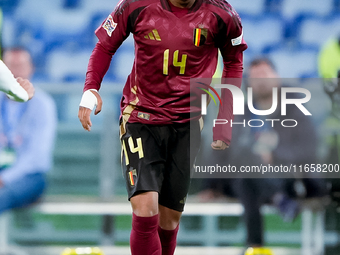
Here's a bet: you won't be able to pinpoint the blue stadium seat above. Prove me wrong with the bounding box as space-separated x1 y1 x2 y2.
298 14 340 50
2 14 17 48
15 0 94 49
79 0 118 14
44 11 93 48
0 0 20 13
45 47 92 82
228 0 266 16
336 0 340 11
281 0 333 20
44 44 134 84
108 37 135 83
265 45 319 78
15 0 64 20
241 15 285 54
264 0 283 14
62 0 81 9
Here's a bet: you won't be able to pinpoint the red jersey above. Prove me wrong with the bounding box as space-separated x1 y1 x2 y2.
84 0 247 144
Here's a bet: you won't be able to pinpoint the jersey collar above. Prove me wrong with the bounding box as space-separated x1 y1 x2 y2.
160 0 203 13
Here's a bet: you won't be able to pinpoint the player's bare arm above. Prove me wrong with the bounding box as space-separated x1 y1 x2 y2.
78 89 102 131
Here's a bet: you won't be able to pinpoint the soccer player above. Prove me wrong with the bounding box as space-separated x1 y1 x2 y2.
0 59 34 102
78 0 247 253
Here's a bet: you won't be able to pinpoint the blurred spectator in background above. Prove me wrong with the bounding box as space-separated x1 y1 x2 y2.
0 47 57 213
198 57 328 254
318 36 340 79
318 36 340 118
318 35 340 196
318 35 340 255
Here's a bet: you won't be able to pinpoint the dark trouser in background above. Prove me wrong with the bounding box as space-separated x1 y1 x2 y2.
0 173 46 213
233 178 286 246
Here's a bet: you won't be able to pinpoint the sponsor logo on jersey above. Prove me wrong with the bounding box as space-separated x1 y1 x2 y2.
137 112 150 120
103 15 117 37
128 169 137 186
193 27 207 47
144 29 161 41
231 30 243 46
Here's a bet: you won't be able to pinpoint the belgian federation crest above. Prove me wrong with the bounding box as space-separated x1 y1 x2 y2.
193 27 208 47
128 169 137 186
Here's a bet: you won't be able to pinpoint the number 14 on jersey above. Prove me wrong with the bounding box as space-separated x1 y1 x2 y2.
163 49 187 75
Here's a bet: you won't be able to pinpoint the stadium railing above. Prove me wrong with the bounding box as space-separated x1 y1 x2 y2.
0 198 328 255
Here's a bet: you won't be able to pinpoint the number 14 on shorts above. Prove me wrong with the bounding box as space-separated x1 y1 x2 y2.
122 136 144 166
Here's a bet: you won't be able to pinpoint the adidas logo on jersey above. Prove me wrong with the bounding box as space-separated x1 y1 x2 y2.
144 29 161 41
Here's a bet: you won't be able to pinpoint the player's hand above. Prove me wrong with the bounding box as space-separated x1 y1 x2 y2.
17 77 34 100
211 140 229 150
78 90 102 131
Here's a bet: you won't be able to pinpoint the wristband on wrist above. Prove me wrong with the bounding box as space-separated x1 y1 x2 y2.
79 89 98 110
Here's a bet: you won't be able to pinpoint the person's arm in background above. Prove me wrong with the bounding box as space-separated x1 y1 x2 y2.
0 60 34 102
0 91 57 186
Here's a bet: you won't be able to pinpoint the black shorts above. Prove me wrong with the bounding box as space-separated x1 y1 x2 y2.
120 121 201 212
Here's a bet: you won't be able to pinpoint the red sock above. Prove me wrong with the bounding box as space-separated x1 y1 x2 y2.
158 224 179 255
130 213 161 255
